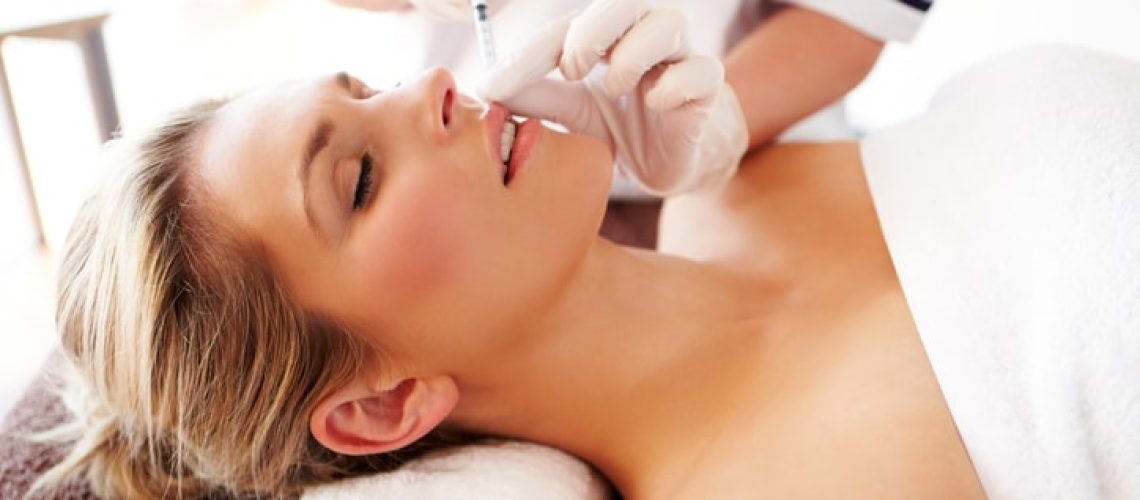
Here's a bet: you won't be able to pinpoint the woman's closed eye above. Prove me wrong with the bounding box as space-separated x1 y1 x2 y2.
352 152 375 211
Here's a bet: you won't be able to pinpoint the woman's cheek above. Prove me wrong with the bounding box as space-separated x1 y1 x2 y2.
353 182 470 311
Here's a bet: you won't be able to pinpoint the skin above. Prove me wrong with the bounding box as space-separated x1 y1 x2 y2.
199 68 612 376
196 70 986 498
329 0 413 12
726 6 885 149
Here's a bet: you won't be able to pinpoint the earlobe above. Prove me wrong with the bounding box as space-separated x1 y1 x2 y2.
310 375 459 456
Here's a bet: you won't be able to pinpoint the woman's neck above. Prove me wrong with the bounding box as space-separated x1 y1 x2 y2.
448 237 787 496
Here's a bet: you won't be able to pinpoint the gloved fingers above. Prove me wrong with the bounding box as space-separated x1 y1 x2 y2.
476 13 573 103
560 0 649 81
643 55 723 111
603 8 689 98
493 78 610 142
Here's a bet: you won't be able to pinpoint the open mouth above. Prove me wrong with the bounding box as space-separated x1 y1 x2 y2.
485 102 538 187
500 119 518 185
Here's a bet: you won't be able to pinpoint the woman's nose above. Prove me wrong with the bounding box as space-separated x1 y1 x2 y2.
403 67 457 143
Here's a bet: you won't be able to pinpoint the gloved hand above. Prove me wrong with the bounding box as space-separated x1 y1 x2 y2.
476 0 748 196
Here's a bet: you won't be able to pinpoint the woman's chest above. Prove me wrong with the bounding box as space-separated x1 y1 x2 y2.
652 290 984 499
650 144 984 498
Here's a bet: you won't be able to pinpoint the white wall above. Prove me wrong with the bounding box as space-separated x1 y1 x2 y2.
91 0 1140 137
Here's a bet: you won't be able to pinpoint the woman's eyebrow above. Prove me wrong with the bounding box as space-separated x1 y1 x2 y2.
296 73 354 241
299 119 333 238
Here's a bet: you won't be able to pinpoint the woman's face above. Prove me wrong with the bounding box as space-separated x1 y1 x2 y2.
196 68 612 370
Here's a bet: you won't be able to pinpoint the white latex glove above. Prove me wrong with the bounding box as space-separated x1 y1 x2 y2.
476 0 748 196
407 0 509 21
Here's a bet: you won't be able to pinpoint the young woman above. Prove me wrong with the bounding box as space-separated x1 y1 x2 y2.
37 15 1139 500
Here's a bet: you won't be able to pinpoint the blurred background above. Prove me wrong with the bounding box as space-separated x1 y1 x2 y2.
2 0 1139 415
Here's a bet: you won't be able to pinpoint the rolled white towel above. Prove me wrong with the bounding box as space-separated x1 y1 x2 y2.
302 440 610 500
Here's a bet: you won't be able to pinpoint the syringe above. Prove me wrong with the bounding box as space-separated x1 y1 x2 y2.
469 0 498 69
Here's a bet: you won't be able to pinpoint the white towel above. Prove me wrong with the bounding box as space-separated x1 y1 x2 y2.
302 441 610 500
861 45 1140 499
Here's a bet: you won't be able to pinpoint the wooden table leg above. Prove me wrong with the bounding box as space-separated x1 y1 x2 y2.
0 42 47 248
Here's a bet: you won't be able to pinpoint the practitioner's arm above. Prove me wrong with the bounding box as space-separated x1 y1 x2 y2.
328 0 412 11
328 0 508 20
726 6 884 150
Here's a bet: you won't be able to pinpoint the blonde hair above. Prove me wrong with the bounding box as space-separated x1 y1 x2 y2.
32 100 469 498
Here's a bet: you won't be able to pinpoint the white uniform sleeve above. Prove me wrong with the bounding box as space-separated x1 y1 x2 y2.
778 0 931 42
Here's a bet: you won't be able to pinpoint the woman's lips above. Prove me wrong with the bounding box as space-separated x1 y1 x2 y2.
483 102 510 177
483 102 540 188
506 118 541 186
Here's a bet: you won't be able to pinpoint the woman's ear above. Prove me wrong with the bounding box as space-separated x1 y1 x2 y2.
309 374 459 456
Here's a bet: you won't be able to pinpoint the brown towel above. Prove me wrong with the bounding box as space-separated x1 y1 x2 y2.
0 353 99 499
597 200 661 251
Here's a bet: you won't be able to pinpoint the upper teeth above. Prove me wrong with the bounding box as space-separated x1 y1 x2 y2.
500 120 517 165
